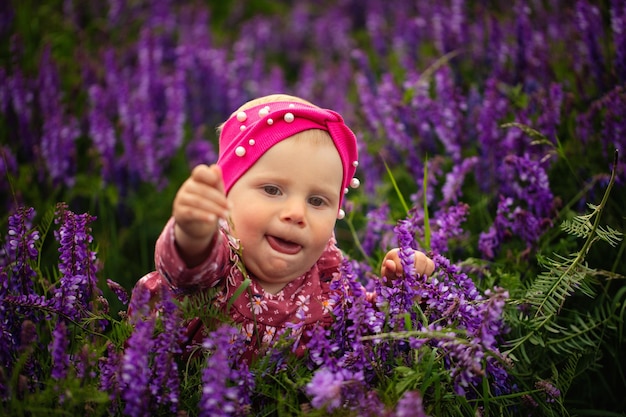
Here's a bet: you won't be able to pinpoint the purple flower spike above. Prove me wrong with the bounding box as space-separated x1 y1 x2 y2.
306 367 345 412
53 203 102 322
395 390 428 417
120 315 155 417
106 279 129 306
150 287 184 412
200 325 254 417
3 207 39 291
50 321 70 381
536 379 561 403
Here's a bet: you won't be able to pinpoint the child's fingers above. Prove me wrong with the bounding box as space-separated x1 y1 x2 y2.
175 192 228 223
413 251 435 276
177 165 230 219
191 164 225 192
381 258 400 281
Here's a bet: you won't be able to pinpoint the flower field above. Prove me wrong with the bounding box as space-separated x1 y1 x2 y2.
1 1 625 416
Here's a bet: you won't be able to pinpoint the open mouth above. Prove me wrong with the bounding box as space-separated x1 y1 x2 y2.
266 235 302 255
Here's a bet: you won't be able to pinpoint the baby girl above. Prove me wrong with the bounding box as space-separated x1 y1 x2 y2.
133 94 434 361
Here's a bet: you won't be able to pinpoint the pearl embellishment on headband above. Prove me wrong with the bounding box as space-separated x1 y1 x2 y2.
258 106 270 117
350 178 360 188
353 161 359 167
239 125 246 131
248 139 255 146
236 111 247 122
267 118 274 125
284 112 294 123
235 146 246 157
337 209 345 220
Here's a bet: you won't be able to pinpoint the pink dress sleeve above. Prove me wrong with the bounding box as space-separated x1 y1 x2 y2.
154 217 232 292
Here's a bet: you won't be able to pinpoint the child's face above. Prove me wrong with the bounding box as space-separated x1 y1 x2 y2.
227 134 343 294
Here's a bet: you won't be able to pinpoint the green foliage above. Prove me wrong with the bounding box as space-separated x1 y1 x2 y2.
502 153 625 414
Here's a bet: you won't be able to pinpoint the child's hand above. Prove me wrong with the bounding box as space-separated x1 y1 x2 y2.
172 164 230 263
381 248 435 282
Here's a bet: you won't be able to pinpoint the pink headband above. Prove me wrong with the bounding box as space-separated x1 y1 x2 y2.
217 101 359 212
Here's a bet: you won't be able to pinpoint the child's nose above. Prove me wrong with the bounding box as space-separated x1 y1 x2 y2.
281 198 306 225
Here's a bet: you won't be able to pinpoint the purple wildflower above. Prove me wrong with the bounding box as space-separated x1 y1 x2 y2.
106 279 129 305
2 207 39 290
478 225 500 260
395 390 428 417
73 344 97 380
306 367 347 412
378 219 422 332
3 50 38 158
477 153 554 259
535 83 564 145
611 0 626 83
200 325 254 417
305 260 377 411
87 83 117 183
384 251 511 395
50 321 70 381
37 46 79 187
329 260 381 362
149 287 184 413
429 203 470 255
185 126 218 170
98 342 121 401
284 306 307 353
522 393 539 409
430 66 467 163
127 280 151 324
52 203 102 322
305 363 367 413
513 158 539 199
19 320 37 350
441 157 478 204
120 312 155 417
156 64 186 166
361 203 394 256
395 219 417 278
536 379 561 403
575 0 607 92
576 85 626 184
0 207 41 371
474 76 511 192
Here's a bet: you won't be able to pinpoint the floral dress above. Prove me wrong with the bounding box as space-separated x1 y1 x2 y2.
134 218 344 363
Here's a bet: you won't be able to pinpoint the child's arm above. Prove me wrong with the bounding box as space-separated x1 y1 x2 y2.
380 248 435 281
172 164 230 267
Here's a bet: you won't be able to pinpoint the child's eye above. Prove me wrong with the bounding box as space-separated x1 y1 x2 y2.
308 196 326 207
263 185 281 196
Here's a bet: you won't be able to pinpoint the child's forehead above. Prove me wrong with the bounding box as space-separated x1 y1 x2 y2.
251 136 344 186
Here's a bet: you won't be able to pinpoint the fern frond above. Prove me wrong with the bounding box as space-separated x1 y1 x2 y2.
596 224 623 247
545 305 614 355
526 152 621 319
560 214 593 239
524 254 597 317
505 150 621 357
